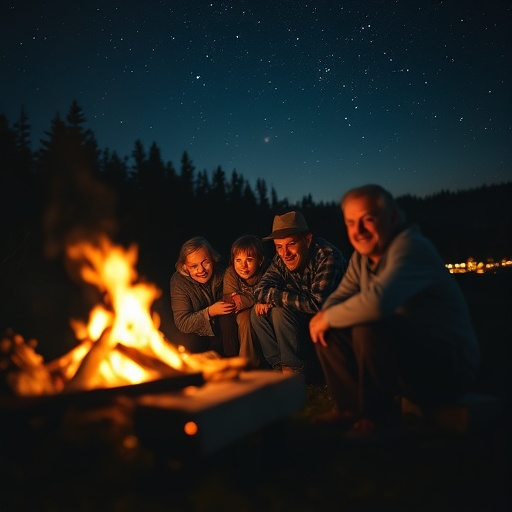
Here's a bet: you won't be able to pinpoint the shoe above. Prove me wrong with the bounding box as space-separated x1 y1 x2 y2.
342 417 403 443
282 365 304 374
312 408 357 428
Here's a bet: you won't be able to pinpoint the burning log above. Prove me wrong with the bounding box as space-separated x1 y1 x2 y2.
1 326 250 400
0 328 57 396
0 328 101 396
180 351 249 381
115 343 183 377
64 327 117 392
44 339 94 379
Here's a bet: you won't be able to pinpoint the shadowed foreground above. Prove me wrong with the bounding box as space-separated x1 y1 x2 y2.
1 273 511 512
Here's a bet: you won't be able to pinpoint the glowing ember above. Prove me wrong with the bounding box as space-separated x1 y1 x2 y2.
1 236 248 397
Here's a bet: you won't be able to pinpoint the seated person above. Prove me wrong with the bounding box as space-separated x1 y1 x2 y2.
223 234 269 366
309 184 481 434
251 211 346 376
170 236 238 354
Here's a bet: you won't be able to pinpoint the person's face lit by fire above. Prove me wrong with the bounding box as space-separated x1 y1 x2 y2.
233 250 262 280
183 247 214 284
273 233 312 272
343 195 398 265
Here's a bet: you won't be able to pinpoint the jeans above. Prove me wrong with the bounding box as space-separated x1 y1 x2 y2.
250 306 314 370
235 308 265 368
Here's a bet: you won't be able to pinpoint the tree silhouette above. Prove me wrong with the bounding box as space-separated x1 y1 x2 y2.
131 139 146 186
146 142 166 187
0 100 510 284
179 151 195 202
38 105 117 260
13 106 31 150
255 178 269 209
100 149 129 190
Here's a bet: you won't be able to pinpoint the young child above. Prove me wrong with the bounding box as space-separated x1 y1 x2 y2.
223 234 269 367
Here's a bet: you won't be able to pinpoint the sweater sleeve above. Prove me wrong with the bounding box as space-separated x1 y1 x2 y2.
170 273 215 336
323 229 444 328
322 253 361 309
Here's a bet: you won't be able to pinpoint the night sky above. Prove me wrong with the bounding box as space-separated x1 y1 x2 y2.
1 0 511 203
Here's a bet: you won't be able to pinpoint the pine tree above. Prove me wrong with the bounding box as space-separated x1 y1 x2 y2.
179 151 195 200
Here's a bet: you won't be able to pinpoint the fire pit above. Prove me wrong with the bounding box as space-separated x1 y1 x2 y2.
134 370 305 457
1 369 305 461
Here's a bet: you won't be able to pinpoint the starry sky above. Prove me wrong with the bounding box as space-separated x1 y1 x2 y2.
1 0 511 204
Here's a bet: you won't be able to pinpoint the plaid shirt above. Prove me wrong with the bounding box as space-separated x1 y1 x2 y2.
254 236 347 314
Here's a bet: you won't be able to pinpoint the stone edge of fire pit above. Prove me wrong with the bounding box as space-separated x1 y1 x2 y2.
0 371 206 413
133 369 306 456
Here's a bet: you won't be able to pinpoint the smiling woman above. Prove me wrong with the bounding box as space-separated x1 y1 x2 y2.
169 236 240 355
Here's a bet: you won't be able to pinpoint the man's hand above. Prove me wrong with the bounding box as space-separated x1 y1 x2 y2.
254 303 272 316
309 311 330 347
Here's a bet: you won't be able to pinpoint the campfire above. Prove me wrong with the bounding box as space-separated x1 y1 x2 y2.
1 237 306 458
1 236 248 399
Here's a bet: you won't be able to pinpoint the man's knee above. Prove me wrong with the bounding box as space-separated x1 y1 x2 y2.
324 326 352 346
250 307 264 327
314 341 329 358
351 324 390 353
314 328 349 362
268 306 286 322
349 324 402 381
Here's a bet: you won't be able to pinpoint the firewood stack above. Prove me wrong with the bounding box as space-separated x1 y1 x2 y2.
1 327 250 398
0 328 58 396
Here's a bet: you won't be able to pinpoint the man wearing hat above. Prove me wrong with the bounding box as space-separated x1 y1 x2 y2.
251 211 346 376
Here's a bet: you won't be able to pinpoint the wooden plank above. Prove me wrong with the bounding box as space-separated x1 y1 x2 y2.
134 370 305 455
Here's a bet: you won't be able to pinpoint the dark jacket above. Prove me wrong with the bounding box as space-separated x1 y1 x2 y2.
170 265 225 336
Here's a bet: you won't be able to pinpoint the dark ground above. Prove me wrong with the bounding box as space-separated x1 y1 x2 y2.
1 272 511 512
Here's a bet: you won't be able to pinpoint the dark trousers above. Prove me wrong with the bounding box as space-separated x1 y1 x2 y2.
218 313 241 357
167 313 239 356
250 306 319 371
315 321 474 421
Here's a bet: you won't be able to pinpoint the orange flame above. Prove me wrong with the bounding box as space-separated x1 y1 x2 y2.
65 236 186 387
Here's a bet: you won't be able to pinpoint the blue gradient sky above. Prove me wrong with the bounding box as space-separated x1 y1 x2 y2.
1 0 511 203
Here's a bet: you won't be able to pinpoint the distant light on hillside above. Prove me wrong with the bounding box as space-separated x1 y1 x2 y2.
446 258 512 274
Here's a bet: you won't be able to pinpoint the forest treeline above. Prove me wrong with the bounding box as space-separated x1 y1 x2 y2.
1 101 511 292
